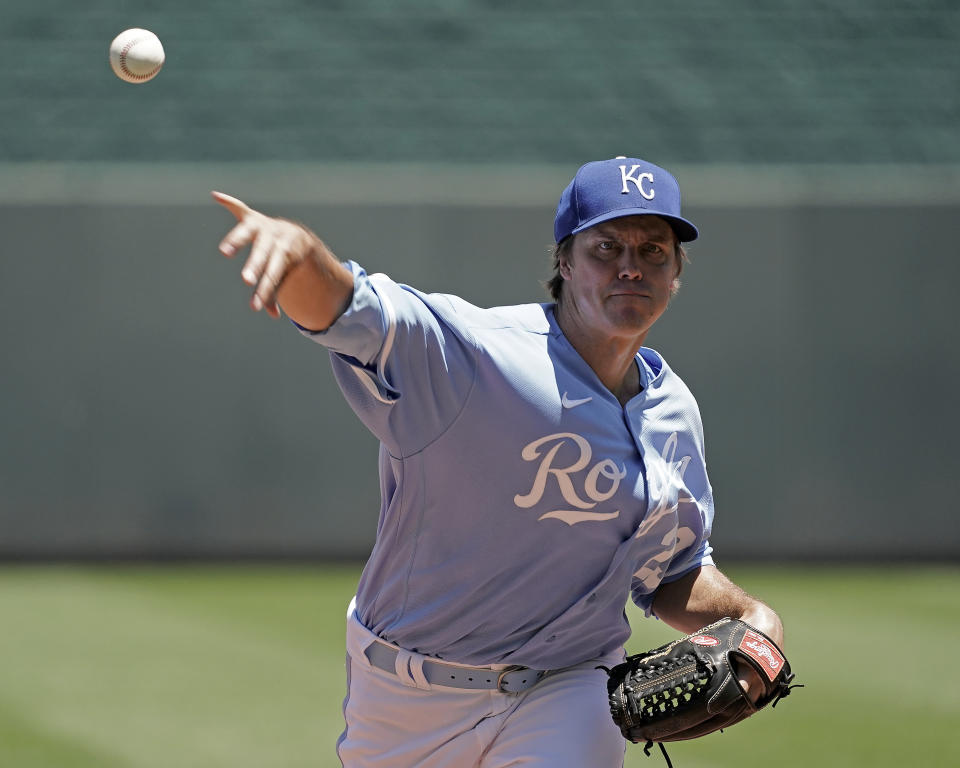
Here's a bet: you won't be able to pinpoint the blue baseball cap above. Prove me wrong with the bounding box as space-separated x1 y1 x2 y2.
554 156 698 244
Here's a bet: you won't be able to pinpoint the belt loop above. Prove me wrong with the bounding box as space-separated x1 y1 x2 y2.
394 649 416 687
393 649 432 690
408 654 432 691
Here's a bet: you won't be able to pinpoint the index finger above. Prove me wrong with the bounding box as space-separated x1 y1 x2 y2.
211 190 252 221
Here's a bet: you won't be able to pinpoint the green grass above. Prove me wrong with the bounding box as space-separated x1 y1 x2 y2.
0 564 956 767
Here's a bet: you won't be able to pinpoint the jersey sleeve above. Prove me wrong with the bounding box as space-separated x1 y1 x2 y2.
294 261 478 457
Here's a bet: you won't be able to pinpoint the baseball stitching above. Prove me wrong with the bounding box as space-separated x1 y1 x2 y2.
120 36 162 81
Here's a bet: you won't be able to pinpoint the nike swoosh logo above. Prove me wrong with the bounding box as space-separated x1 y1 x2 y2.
561 392 593 409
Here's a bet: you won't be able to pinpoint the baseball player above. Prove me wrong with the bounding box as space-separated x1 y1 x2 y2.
214 156 784 767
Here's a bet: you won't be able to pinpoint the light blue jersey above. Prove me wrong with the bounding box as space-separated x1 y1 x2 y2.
300 262 715 671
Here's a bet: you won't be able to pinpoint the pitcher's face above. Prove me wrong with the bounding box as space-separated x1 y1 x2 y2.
558 215 681 343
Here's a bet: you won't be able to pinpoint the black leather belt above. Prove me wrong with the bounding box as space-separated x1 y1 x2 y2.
364 639 547 694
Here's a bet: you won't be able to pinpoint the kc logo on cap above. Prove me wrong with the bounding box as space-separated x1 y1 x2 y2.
618 162 656 199
553 155 698 244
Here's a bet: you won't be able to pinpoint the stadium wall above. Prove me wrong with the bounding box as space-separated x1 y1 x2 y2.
1 163 957 560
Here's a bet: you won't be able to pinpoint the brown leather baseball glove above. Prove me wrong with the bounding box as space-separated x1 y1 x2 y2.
601 617 799 761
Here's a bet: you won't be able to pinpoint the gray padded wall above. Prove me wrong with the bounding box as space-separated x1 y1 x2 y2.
1 165 957 560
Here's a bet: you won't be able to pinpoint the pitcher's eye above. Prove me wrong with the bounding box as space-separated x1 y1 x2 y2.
644 243 667 263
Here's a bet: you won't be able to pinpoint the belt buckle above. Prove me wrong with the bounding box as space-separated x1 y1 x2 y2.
497 665 534 694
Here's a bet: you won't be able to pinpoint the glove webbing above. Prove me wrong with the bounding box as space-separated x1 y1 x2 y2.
621 653 714 723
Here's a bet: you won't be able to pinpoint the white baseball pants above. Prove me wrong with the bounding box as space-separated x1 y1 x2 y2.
337 602 626 767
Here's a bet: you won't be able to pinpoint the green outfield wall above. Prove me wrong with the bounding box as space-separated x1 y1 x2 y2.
1 164 957 560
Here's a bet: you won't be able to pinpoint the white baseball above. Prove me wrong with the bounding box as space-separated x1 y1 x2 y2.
109 28 165 84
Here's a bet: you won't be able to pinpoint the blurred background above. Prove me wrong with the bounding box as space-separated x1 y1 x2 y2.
1 1 958 766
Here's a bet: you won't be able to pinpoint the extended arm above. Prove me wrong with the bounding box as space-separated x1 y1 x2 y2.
213 191 354 331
